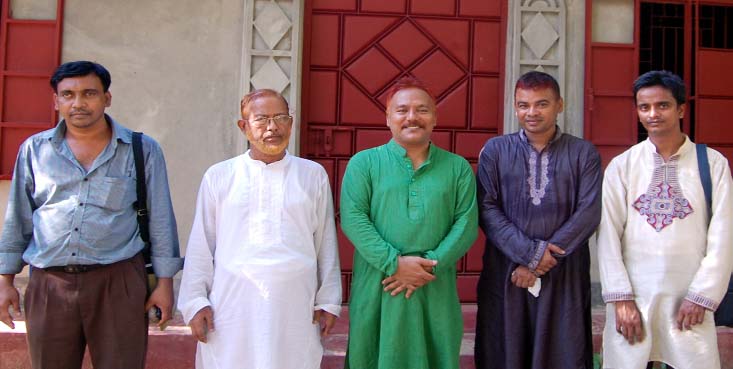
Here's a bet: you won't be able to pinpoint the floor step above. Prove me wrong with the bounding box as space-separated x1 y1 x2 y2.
2 305 732 369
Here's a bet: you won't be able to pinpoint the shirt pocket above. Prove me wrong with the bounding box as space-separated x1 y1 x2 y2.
87 176 137 211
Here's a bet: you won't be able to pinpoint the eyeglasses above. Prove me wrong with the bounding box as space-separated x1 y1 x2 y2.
249 115 292 128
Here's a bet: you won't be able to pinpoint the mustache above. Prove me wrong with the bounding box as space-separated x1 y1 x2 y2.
70 110 90 115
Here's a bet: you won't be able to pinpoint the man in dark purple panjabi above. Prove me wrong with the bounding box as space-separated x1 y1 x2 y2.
475 71 602 369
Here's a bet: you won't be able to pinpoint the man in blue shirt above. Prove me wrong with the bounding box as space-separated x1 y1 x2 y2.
0 61 182 369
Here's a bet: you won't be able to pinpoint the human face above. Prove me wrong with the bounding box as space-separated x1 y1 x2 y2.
514 87 563 139
635 85 685 138
237 96 292 161
386 88 436 149
53 74 111 130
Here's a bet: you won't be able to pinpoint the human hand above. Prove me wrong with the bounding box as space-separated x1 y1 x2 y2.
535 243 565 275
0 275 19 329
313 309 337 336
676 299 706 331
189 306 215 343
614 300 644 344
392 256 436 286
381 256 436 298
381 277 418 298
145 277 174 329
510 266 537 288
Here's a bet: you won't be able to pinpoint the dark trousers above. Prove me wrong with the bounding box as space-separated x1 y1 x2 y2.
25 254 148 369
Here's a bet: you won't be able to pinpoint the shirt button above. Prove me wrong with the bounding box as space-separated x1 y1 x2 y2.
72 253 76 256
79 203 84 206
410 191 417 196
83 178 89 182
74 228 79 232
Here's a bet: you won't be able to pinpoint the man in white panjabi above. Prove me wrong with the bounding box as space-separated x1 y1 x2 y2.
177 89 342 369
598 70 733 369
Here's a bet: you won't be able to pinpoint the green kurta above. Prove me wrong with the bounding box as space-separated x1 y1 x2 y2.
341 140 478 369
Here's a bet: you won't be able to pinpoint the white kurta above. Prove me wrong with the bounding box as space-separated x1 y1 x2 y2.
177 151 342 369
598 138 733 369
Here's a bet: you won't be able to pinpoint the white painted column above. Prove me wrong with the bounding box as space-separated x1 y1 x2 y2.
240 0 304 154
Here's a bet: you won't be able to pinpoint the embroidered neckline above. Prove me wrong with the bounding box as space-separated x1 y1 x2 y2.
632 154 693 231
527 150 550 206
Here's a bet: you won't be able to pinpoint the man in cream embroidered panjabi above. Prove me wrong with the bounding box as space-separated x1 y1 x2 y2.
598 70 733 369
474 71 601 369
177 89 341 369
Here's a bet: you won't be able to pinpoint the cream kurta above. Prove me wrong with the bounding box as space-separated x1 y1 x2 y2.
598 137 733 369
178 152 341 369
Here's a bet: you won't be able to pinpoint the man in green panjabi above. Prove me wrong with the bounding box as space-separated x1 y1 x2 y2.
340 76 478 369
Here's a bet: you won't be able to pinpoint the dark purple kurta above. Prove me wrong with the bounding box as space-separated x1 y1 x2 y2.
475 130 602 369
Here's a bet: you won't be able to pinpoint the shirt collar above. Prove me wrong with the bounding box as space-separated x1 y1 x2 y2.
518 125 563 144
386 139 436 161
243 149 291 168
50 114 131 144
643 135 693 158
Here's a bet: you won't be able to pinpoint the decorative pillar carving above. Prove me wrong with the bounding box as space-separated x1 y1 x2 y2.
241 0 303 153
505 0 567 133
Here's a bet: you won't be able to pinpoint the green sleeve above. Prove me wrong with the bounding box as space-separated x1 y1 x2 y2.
424 160 478 273
340 153 400 275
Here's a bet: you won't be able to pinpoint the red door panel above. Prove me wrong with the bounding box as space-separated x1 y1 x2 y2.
0 0 64 178
694 9 733 165
584 0 639 169
303 0 506 302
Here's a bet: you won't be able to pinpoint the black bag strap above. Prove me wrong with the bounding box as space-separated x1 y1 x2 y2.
696 143 712 220
132 132 152 270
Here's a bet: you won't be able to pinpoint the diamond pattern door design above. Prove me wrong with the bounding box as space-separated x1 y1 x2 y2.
302 0 506 303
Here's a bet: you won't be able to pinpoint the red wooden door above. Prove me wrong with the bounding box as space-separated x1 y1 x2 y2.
302 0 507 303
692 0 733 162
0 0 64 178
584 0 640 168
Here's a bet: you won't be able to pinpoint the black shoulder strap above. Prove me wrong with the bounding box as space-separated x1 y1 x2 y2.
132 132 152 268
696 143 713 220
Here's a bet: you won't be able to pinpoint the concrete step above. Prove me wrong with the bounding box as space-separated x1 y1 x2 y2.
2 305 732 369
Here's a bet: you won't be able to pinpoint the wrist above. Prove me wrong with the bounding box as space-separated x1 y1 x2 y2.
0 274 15 286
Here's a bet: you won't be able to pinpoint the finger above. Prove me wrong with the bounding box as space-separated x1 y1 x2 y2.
10 294 20 315
418 259 438 267
632 321 643 343
390 285 405 296
159 307 171 328
192 323 206 343
548 244 566 255
383 280 401 292
696 310 705 325
205 313 215 333
676 308 685 330
322 315 336 336
683 313 693 330
381 276 395 285
144 298 153 312
405 286 416 299
0 312 14 329
419 271 436 281
312 310 321 324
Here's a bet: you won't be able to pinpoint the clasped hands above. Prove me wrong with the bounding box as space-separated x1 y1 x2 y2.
381 256 437 299
511 243 565 288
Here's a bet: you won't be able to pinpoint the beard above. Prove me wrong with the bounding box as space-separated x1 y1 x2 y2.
246 129 289 156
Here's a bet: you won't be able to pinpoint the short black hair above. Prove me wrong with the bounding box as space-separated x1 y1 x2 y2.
50 61 111 92
515 71 561 100
633 70 686 105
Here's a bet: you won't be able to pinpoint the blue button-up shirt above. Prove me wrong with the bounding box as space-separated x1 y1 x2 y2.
0 116 182 277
